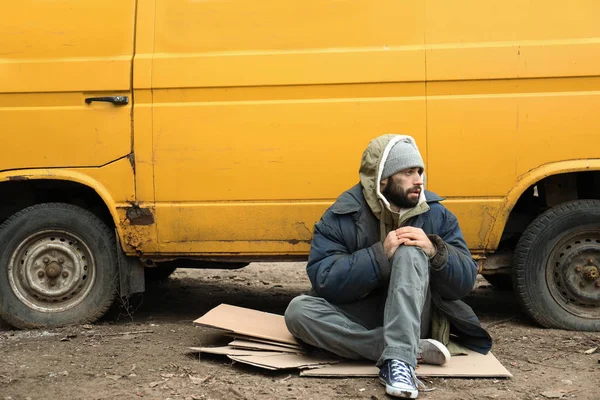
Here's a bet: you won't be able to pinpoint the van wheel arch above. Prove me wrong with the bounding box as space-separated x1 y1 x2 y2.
0 178 116 228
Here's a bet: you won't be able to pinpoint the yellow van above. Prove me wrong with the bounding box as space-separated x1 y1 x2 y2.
1 0 599 330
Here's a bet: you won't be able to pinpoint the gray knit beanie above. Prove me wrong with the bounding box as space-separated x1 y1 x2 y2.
381 138 424 179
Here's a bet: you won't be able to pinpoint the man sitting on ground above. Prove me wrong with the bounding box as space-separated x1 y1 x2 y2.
285 134 492 399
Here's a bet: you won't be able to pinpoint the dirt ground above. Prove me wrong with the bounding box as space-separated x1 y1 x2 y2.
1 263 599 400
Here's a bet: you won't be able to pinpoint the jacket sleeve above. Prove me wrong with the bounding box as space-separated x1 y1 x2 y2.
306 213 391 304
427 208 478 300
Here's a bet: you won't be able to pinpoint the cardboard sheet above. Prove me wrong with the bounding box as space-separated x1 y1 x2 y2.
300 350 512 378
191 345 334 370
228 353 338 371
193 304 512 379
228 339 302 354
194 304 299 345
190 346 284 357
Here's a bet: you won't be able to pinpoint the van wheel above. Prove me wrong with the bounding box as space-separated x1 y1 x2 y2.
513 200 600 331
0 203 117 328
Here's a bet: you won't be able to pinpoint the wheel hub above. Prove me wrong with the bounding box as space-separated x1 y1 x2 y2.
8 230 95 313
45 262 62 279
548 231 600 319
559 246 600 304
582 265 599 281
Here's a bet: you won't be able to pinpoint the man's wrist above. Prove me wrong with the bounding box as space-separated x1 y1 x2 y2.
428 244 437 259
427 234 449 270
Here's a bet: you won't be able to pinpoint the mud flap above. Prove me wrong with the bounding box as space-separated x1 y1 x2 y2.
115 231 145 297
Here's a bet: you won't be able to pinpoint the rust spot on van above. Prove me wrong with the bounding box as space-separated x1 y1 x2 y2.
126 204 155 226
127 153 135 173
121 229 147 251
287 239 312 245
8 176 28 181
116 207 155 253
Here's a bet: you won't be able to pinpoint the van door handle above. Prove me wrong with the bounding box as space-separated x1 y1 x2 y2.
84 96 129 105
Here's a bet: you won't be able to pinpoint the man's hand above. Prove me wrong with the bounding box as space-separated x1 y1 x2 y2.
395 227 436 258
383 230 403 259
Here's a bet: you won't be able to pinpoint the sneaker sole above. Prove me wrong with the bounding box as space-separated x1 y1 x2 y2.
379 377 419 399
419 339 451 365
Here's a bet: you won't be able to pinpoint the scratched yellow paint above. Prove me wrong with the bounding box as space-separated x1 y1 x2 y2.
1 0 600 258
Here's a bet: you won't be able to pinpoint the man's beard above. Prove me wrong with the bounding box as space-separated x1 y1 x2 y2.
382 180 421 209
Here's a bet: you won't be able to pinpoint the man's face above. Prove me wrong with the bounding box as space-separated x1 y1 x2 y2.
380 167 424 209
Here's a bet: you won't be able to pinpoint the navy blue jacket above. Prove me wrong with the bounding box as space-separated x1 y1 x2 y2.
306 184 492 354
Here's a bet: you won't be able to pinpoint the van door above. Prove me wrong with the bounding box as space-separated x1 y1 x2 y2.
151 0 426 256
0 1 135 171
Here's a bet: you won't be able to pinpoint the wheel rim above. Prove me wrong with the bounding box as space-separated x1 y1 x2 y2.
547 229 600 319
8 230 96 313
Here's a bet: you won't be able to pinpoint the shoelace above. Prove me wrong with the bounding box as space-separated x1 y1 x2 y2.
389 360 417 388
389 360 435 393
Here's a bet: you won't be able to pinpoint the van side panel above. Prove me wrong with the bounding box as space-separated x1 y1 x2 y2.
0 1 136 171
150 0 427 255
424 0 600 251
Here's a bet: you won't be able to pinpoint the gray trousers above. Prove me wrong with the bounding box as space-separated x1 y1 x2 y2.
284 245 430 368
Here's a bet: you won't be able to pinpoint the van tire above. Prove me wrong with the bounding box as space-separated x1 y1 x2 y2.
513 200 600 331
0 203 117 329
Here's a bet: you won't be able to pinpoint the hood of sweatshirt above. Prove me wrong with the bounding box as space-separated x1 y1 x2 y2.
358 134 429 240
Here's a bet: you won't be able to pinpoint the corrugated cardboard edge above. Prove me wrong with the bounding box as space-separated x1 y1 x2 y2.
300 351 512 378
189 346 286 357
228 340 303 354
225 334 303 350
300 362 378 377
228 353 339 371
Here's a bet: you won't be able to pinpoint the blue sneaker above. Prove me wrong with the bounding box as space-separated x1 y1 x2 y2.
379 359 419 398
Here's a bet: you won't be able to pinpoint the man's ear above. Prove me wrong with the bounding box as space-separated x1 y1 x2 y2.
380 177 388 193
